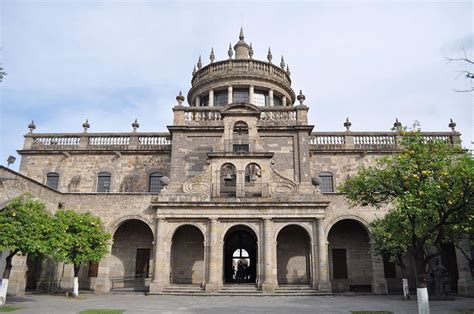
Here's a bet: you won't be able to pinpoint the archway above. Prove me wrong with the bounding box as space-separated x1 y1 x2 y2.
224 225 258 284
171 225 205 284
277 225 311 285
328 219 372 292
110 219 154 291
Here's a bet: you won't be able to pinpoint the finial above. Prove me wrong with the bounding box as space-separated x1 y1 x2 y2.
393 118 402 130
228 43 233 59
267 47 272 63
132 119 139 132
176 91 185 106
280 56 285 69
344 117 352 132
192 65 196 76
297 89 306 105
210 48 215 63
28 120 36 133
286 64 291 76
82 119 90 132
197 55 202 69
448 118 456 132
239 27 244 40
249 43 253 59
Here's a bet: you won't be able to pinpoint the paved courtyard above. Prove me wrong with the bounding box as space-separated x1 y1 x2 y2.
3 294 474 314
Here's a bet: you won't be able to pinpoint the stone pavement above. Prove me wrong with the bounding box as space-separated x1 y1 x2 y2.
4 294 474 314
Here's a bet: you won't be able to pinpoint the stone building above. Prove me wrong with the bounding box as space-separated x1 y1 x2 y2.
0 29 472 296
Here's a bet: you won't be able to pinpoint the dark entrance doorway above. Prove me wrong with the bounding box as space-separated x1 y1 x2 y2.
26 254 42 290
224 226 258 283
135 248 151 278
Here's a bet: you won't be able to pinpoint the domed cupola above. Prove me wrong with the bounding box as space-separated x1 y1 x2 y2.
187 29 296 108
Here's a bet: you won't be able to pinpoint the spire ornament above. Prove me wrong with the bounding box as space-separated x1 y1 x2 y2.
286 65 291 76
393 118 402 130
228 43 233 59
192 65 196 76
210 48 215 63
132 119 139 132
297 90 306 105
448 118 456 132
239 27 244 40
344 118 352 132
176 91 185 106
82 119 90 133
249 43 254 59
267 47 273 63
280 56 285 69
28 120 36 133
197 56 202 69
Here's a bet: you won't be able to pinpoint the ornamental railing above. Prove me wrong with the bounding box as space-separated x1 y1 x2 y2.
26 133 171 151
310 132 460 150
191 59 291 87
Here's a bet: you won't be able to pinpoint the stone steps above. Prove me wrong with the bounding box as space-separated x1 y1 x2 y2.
275 285 331 296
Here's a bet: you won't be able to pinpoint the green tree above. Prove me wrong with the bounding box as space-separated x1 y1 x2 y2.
341 130 474 291
50 210 110 296
0 194 53 305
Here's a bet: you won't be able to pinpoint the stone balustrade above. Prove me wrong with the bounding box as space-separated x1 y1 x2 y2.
310 132 461 151
191 59 291 88
24 132 171 151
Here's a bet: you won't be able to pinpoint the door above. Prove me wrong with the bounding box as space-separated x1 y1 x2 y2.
135 248 150 278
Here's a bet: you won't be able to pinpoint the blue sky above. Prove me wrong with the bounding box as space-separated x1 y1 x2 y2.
0 0 472 170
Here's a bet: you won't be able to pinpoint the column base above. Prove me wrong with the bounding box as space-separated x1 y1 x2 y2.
205 282 220 293
261 283 277 293
458 279 474 296
149 281 165 294
317 281 332 292
371 279 388 294
93 278 111 294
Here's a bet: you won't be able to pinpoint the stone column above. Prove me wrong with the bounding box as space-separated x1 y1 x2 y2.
227 86 233 104
456 239 474 296
206 218 221 292
370 241 388 294
282 96 287 106
94 253 111 294
249 85 254 105
317 219 331 291
269 89 274 106
262 218 276 292
236 170 245 198
195 96 201 107
149 218 168 293
209 89 214 107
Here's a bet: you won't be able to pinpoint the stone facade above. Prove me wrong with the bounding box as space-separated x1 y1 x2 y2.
1 29 472 296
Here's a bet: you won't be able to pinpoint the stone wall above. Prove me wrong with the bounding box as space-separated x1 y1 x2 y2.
277 225 310 284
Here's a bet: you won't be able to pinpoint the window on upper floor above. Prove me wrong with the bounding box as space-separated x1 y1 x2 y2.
149 172 164 193
214 90 228 106
319 171 334 193
46 172 59 190
254 90 268 106
233 89 249 103
201 95 209 107
273 95 283 106
97 172 111 193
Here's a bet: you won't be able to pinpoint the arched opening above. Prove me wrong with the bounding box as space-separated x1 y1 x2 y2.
328 219 372 292
245 163 262 197
109 219 154 291
277 225 311 285
224 225 258 284
220 163 236 197
171 225 205 284
233 121 249 153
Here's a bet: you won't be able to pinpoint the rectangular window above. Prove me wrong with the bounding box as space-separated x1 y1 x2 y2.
273 96 282 106
88 261 99 278
200 95 209 107
97 173 111 193
214 91 228 106
233 144 249 152
149 174 163 193
254 90 268 106
233 89 249 103
332 249 348 279
319 174 334 193
46 173 59 190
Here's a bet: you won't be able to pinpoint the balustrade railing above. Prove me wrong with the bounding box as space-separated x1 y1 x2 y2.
310 132 459 150
26 133 171 151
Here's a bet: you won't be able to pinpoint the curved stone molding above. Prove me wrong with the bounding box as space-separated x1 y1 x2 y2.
183 166 211 194
269 161 297 194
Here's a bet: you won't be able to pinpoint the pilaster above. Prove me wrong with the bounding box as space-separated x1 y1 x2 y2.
316 219 331 291
261 218 276 292
370 241 388 294
149 218 168 293
205 218 222 292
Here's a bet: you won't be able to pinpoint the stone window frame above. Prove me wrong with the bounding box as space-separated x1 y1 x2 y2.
214 89 228 106
148 172 164 193
96 170 112 193
45 172 60 190
318 171 334 193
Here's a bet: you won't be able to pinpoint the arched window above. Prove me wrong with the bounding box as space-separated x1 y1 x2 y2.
149 172 163 193
46 172 59 190
233 121 249 152
220 163 236 197
97 172 111 193
318 171 334 193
